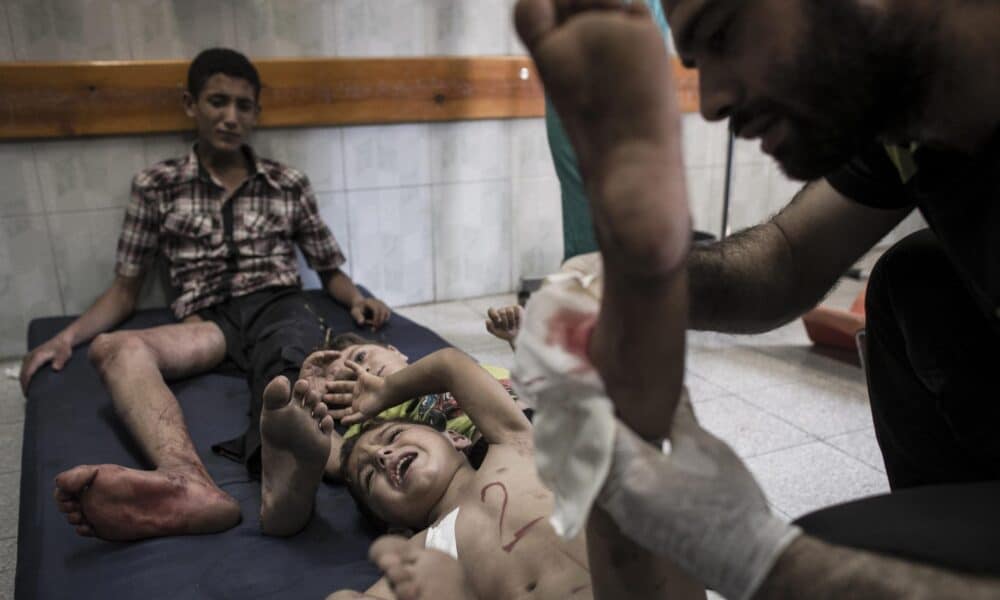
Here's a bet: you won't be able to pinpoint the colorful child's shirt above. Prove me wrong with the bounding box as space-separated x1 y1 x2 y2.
343 364 517 441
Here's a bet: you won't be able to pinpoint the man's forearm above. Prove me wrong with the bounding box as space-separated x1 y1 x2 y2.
61 276 140 346
687 222 805 333
322 269 365 307
758 536 1000 600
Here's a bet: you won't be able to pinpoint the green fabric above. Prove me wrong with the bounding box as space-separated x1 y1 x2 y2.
884 143 920 184
547 0 672 261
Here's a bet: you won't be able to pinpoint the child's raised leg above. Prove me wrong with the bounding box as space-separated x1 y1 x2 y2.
515 0 690 440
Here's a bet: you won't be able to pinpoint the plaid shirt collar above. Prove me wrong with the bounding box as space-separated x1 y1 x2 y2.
179 143 283 191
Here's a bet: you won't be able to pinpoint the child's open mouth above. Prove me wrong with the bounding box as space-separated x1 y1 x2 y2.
391 452 417 488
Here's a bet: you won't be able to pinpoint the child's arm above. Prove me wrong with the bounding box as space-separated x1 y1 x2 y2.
344 348 531 446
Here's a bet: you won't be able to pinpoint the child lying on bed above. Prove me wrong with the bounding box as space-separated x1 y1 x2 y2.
295 309 525 484
256 322 526 535
307 348 703 600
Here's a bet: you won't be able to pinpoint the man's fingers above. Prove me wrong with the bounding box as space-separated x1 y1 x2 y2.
350 305 366 325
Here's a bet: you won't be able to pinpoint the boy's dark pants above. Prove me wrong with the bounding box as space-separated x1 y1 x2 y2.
199 286 327 478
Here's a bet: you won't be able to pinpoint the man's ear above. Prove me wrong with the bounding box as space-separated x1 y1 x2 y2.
446 430 472 451
182 91 196 118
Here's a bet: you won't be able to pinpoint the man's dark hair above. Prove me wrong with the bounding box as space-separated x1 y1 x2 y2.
187 48 261 99
340 417 445 532
326 332 393 352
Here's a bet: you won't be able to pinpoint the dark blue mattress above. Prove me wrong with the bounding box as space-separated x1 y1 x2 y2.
16 290 450 599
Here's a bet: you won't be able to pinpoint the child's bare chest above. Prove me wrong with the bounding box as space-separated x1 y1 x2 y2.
452 458 592 599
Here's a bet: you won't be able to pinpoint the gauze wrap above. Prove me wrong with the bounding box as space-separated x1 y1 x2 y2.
511 254 611 539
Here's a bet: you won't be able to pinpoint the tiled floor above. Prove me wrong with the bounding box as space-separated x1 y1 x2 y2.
0 271 886 599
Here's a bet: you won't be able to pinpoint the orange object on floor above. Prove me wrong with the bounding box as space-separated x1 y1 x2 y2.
802 287 867 351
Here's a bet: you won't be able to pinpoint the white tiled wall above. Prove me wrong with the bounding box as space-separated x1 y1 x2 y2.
0 0 923 357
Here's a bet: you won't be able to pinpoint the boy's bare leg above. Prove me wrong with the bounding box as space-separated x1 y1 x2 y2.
515 0 689 439
260 376 333 536
587 506 705 600
54 322 241 541
368 535 475 600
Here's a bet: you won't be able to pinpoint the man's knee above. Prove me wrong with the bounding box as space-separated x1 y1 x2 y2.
866 229 939 317
88 332 153 376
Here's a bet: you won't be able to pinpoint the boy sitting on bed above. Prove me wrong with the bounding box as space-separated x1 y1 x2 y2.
36 47 390 541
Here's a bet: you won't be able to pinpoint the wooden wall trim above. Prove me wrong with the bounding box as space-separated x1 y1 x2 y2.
0 56 699 140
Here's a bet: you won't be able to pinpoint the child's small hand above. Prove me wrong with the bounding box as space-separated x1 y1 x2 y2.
486 305 524 349
341 359 389 426
323 379 357 420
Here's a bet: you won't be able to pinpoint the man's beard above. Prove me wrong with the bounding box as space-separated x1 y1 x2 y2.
743 0 932 180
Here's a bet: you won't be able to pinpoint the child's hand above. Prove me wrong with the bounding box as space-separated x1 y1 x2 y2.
486 305 523 349
299 350 341 395
340 359 389 426
323 379 357 420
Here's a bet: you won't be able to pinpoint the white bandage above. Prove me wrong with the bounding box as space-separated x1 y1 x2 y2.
512 257 613 539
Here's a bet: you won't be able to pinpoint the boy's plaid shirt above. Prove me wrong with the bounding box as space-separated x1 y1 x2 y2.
115 146 345 319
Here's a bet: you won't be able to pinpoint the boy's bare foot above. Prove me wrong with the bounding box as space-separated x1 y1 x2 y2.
486 305 524 349
514 0 689 276
370 535 474 600
54 462 240 541
260 375 333 536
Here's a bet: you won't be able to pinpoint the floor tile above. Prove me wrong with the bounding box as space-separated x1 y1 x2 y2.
740 379 873 439
0 472 19 539
0 424 22 474
395 301 489 349
747 442 889 520
0 536 13 600
693 395 813 459
0 361 25 425
825 428 886 474
684 372 729 403
461 293 519 318
686 346 817 394
754 345 866 394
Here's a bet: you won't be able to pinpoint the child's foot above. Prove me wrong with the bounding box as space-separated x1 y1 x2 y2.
369 535 474 600
486 305 524 349
515 0 689 277
54 463 241 541
260 376 333 536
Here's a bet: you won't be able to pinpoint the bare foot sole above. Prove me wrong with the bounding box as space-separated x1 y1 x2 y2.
260 375 333 536
370 535 474 600
515 0 689 275
54 463 241 541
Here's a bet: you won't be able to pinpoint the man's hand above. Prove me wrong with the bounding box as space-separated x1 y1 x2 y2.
340 360 391 425
20 334 73 394
350 297 391 331
598 394 800 600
